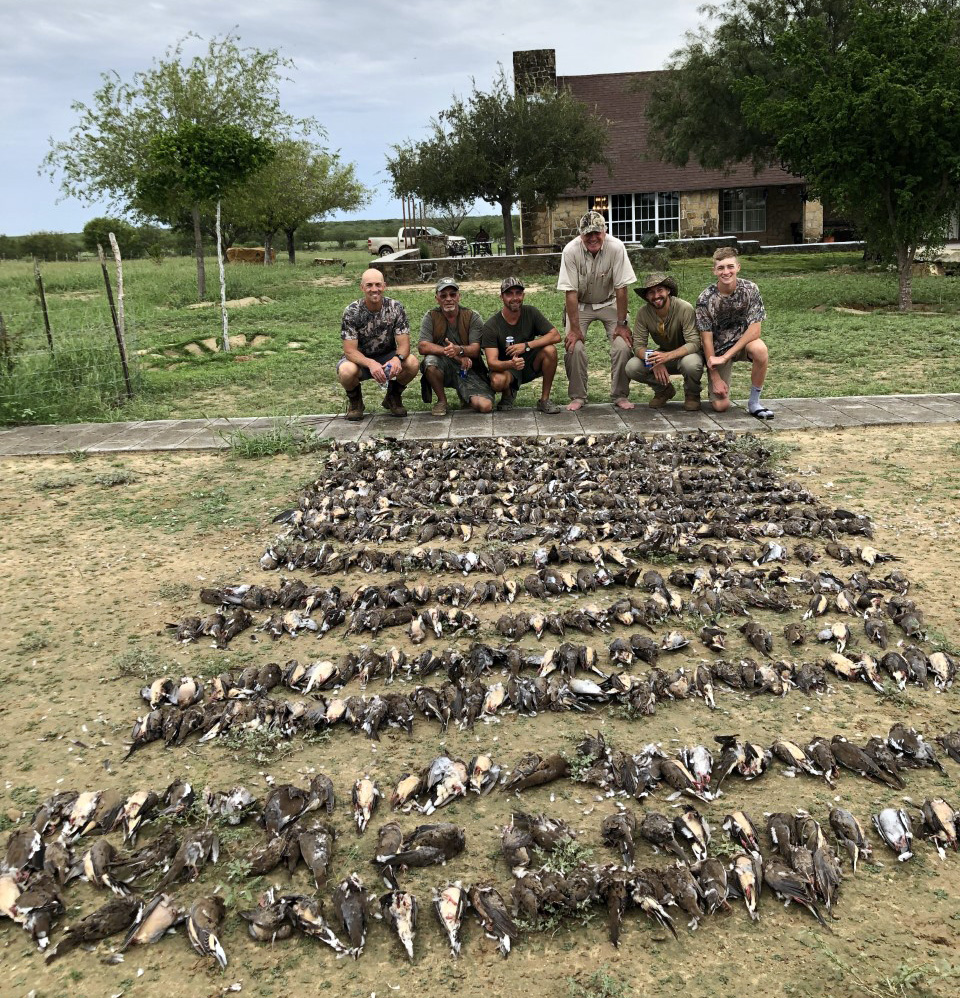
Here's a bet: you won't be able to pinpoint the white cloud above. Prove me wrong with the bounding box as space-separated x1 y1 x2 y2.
1 0 705 234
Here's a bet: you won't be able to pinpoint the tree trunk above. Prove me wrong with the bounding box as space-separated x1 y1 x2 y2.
500 200 515 255
896 245 914 311
285 227 296 264
263 231 274 266
192 205 206 301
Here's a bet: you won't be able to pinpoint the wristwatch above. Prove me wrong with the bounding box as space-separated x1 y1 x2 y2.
617 319 629 327
525 343 531 353
458 346 465 357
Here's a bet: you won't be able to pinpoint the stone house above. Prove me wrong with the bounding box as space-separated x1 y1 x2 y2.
514 49 824 250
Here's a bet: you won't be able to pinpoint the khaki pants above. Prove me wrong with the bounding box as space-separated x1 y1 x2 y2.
564 301 632 403
625 353 704 397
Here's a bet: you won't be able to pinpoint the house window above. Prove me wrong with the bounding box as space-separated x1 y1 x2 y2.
722 188 766 233
589 192 679 241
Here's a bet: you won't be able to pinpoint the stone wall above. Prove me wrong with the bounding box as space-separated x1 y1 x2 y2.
378 247 669 285
521 196 588 248
760 186 804 244
680 191 720 238
802 199 824 242
513 50 557 94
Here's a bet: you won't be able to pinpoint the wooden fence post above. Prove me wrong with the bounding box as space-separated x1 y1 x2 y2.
33 259 54 352
0 312 13 373
215 199 231 352
97 243 133 400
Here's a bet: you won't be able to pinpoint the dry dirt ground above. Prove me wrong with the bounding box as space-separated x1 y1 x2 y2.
1 424 959 998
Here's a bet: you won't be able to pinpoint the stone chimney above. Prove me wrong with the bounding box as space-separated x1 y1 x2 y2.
512 49 557 94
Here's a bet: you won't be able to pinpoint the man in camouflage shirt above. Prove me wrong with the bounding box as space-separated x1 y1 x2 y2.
337 268 420 419
695 247 773 420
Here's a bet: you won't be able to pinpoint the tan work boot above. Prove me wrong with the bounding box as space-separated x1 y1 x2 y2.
345 386 364 421
683 393 701 412
648 384 676 408
430 396 449 417
381 383 408 417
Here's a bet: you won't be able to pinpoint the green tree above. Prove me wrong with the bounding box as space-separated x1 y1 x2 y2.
224 139 368 264
136 122 275 286
18 232 82 261
387 68 611 254
647 0 960 309
43 33 308 299
82 216 144 257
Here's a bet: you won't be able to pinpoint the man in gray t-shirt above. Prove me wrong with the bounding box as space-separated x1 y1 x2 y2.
417 277 493 416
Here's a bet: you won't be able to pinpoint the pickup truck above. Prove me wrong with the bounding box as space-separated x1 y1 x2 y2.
367 226 468 257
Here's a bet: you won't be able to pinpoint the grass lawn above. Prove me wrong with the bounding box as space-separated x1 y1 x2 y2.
1 248 959 424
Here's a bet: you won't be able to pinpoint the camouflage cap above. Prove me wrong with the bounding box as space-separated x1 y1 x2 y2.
435 277 459 293
500 276 525 293
578 211 607 235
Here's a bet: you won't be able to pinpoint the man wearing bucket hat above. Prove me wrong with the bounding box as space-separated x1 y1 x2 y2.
417 277 494 416
625 273 704 410
481 277 562 413
556 210 637 411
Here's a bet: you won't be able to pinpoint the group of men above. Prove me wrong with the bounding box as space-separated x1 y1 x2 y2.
336 211 773 421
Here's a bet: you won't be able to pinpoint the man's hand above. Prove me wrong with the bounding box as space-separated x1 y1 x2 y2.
564 328 584 353
707 354 726 371
506 342 526 359
441 342 461 359
460 357 473 372
647 350 667 367
614 323 632 346
510 355 525 370
370 357 397 385
709 371 729 399
652 363 670 386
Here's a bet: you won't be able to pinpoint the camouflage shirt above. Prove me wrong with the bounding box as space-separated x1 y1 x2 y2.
340 296 410 357
695 279 765 356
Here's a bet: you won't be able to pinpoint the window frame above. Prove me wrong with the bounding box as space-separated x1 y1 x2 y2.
721 188 767 234
588 191 680 242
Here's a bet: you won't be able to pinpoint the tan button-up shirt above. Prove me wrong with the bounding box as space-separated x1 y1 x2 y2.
557 234 636 305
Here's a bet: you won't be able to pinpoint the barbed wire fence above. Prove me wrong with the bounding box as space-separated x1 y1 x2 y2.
0 253 141 425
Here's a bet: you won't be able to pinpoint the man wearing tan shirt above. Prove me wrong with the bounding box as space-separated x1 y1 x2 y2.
557 211 637 411
625 272 704 411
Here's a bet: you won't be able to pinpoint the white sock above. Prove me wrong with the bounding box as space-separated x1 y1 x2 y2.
748 386 763 412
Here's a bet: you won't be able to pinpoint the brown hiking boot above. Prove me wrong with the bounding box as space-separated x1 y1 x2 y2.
648 384 676 408
381 383 408 417
683 393 701 412
345 387 364 421
430 396 449 417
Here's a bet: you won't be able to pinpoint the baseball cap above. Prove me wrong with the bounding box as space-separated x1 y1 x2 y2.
500 276 525 293
578 211 607 235
435 277 459 293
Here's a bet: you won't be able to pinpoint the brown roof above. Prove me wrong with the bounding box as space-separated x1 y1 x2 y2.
557 70 800 195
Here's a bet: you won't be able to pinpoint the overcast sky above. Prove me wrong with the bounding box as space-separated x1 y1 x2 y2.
1 0 710 235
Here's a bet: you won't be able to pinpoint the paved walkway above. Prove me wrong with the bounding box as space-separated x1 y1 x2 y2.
1 394 958 456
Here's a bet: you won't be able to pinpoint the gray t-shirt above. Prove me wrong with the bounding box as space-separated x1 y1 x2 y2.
419 308 486 374
341 296 410 357
695 279 765 355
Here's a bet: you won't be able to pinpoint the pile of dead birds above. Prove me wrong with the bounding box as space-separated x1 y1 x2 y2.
3 739 959 966
10 431 959 969
125 636 955 755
